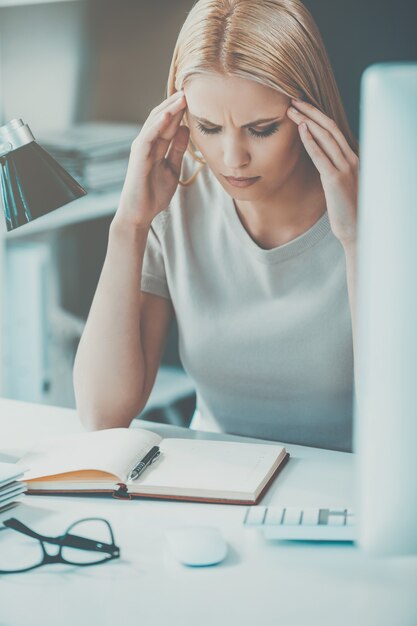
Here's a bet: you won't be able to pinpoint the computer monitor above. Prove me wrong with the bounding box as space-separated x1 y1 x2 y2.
354 62 417 556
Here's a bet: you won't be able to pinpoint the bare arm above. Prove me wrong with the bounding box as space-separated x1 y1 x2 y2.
343 241 357 354
73 88 189 430
73 219 172 430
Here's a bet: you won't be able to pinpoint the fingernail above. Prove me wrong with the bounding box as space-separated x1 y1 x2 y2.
289 106 299 114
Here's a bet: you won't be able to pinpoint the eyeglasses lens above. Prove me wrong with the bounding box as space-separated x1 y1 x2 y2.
61 519 114 565
0 526 44 572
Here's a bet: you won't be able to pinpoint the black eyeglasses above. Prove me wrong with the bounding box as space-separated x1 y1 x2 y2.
0 517 120 574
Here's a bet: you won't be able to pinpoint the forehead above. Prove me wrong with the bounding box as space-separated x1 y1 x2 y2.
184 73 289 119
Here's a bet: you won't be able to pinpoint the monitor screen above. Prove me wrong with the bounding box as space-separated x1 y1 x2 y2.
354 62 417 556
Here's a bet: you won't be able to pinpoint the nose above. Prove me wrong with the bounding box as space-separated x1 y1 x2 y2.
222 134 250 172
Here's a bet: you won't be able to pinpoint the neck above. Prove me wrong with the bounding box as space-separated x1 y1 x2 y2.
233 156 326 249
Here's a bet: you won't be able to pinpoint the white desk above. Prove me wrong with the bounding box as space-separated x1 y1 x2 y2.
0 398 416 626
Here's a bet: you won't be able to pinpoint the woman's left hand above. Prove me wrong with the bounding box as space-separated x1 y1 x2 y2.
287 99 359 247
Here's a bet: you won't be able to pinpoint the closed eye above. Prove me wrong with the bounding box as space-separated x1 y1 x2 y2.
196 122 280 138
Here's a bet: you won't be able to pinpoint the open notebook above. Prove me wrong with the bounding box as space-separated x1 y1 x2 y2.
17 428 289 505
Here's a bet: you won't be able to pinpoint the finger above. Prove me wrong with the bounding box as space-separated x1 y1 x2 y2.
288 107 346 170
298 123 334 178
151 95 186 136
151 107 187 161
138 110 174 159
140 93 184 136
165 126 190 177
291 99 355 162
163 105 186 137
140 100 186 159
146 91 185 125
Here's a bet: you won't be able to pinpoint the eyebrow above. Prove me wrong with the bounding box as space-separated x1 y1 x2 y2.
190 114 283 127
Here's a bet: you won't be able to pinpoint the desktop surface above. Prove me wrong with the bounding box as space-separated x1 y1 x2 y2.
0 397 416 626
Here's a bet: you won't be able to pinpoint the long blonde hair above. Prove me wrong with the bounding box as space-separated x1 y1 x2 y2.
167 0 358 186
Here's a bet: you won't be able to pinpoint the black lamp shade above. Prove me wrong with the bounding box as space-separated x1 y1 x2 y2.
0 140 87 231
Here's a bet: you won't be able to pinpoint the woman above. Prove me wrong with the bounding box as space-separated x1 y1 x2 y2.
73 0 359 451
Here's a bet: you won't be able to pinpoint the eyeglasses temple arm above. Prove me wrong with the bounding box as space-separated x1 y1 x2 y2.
4 518 116 554
4 518 52 542
63 532 117 554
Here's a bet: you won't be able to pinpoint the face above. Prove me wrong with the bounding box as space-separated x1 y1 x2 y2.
184 73 306 202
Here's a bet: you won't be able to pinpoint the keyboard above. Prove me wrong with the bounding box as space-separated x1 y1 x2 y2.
244 506 356 541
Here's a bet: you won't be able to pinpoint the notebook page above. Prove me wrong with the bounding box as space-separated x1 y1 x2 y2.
132 439 284 494
18 428 161 482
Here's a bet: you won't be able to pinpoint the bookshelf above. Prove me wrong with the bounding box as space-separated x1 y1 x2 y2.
0 0 196 419
0 187 120 405
6 188 122 240
0 0 89 401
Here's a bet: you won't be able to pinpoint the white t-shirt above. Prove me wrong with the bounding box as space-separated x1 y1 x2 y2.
141 156 354 451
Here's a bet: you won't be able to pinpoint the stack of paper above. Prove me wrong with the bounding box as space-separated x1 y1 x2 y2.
37 122 141 192
0 463 26 522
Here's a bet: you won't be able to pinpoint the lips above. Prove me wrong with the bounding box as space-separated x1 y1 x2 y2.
224 175 261 188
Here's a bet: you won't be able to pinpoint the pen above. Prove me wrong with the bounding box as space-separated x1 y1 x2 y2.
128 446 161 481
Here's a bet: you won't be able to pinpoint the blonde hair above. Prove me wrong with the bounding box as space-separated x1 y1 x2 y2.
167 0 358 186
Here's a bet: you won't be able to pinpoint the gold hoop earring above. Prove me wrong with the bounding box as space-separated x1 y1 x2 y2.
179 160 205 186
178 141 206 186
189 139 206 164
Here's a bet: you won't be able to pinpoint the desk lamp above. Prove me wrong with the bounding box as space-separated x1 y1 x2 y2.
0 118 86 231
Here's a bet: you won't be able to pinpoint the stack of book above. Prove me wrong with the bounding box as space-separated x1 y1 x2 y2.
0 463 26 522
38 122 141 192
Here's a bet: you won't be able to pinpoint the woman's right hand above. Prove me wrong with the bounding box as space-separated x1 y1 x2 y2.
115 90 189 228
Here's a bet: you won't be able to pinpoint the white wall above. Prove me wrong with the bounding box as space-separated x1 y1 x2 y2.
0 0 87 132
